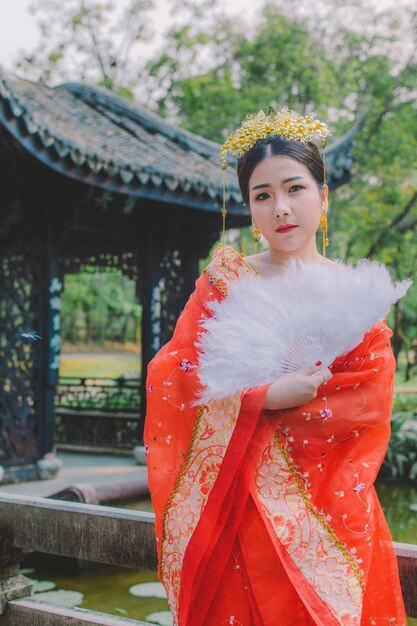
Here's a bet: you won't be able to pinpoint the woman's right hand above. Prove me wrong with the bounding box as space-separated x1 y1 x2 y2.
263 362 333 411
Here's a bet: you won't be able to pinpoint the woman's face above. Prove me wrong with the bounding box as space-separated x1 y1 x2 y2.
248 155 328 260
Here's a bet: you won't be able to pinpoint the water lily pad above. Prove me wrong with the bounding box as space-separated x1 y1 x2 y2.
145 611 173 626
34 589 84 607
129 582 166 598
31 579 56 593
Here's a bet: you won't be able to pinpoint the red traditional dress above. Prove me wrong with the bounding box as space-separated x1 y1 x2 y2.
145 245 407 626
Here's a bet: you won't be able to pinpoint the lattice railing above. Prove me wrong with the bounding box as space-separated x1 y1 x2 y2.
54 377 141 450
56 377 140 412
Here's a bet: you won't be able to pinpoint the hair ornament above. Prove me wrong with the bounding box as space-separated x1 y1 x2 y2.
220 106 331 169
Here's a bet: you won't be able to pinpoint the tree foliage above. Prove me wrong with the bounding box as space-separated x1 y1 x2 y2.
61 270 141 345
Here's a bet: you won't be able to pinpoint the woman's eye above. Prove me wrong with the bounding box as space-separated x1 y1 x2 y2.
255 192 270 201
289 184 304 193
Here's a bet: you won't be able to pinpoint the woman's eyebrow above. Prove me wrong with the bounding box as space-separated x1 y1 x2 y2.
282 176 304 184
250 176 304 191
250 183 270 191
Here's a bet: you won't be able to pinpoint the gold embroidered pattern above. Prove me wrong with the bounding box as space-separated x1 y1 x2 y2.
159 404 205 573
203 269 228 296
274 434 365 592
254 433 364 624
211 245 256 282
160 394 242 623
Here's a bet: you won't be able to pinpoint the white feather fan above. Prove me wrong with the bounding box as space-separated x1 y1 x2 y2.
195 259 411 403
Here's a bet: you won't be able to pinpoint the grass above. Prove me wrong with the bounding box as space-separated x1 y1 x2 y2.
60 354 140 379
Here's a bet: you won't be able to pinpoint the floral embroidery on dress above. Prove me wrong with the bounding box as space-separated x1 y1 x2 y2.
314 556 347 595
160 393 242 624
199 461 222 495
206 246 255 286
369 619 405 625
179 358 197 372
253 434 363 624
256 461 287 499
271 515 296 547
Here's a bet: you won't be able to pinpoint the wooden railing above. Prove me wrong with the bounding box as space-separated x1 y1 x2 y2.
0 493 416 624
56 377 141 414
55 377 141 451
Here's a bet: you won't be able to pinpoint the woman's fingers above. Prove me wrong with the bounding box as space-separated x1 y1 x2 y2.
302 363 333 385
312 367 333 386
322 368 333 383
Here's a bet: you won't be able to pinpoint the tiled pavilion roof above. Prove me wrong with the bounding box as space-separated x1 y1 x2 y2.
0 69 359 214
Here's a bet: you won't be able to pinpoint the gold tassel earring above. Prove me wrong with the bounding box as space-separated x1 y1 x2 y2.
252 224 261 256
320 137 329 257
319 211 329 257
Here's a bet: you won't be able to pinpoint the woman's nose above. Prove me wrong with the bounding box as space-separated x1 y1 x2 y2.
274 197 290 217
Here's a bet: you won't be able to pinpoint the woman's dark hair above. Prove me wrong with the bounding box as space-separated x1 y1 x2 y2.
237 136 324 207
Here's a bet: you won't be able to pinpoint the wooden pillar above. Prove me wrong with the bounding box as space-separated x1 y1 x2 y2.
37 224 63 459
138 220 163 440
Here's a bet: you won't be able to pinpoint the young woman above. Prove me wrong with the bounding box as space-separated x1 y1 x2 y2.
145 108 410 626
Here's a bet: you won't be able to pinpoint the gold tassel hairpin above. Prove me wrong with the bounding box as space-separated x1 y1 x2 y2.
221 162 227 265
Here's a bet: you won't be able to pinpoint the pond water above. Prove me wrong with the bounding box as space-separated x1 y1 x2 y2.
22 563 170 624
375 480 417 544
23 479 417 625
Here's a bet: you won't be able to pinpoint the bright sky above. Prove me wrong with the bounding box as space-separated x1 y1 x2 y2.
0 0 412 74
0 0 253 71
1 0 39 69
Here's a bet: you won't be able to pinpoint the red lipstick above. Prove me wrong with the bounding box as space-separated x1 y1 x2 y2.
275 224 298 233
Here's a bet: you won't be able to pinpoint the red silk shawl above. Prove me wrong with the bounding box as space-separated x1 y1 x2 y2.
144 246 406 626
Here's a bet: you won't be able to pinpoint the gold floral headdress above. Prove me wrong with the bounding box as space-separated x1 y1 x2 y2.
220 106 331 169
219 106 332 259
220 106 331 168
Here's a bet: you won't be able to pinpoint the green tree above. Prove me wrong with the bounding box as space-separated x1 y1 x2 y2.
61 270 141 346
147 4 340 141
